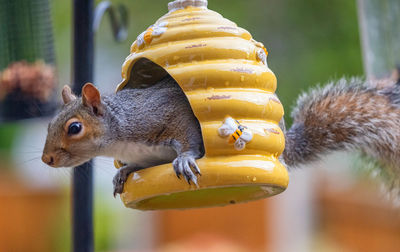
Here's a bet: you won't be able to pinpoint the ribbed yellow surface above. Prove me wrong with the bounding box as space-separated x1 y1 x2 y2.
115 5 288 210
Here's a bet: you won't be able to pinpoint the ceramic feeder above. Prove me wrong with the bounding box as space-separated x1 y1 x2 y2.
115 0 288 210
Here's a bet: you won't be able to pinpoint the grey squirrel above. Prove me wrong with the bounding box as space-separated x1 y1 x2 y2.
42 73 400 196
42 76 204 195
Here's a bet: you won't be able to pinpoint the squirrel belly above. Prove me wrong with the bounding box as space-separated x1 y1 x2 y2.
103 141 177 168
282 77 400 189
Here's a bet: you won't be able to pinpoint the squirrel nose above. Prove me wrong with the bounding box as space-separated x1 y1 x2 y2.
42 153 55 166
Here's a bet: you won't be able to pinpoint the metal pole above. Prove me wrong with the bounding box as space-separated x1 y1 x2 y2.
72 0 94 251
357 0 400 79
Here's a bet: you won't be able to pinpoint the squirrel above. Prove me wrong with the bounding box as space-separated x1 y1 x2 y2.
42 75 204 195
42 72 400 196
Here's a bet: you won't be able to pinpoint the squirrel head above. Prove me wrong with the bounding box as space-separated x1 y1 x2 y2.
42 83 106 167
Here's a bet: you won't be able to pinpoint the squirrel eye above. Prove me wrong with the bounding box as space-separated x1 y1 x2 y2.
68 122 82 135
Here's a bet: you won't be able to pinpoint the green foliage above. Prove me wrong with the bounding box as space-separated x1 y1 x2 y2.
0 123 19 161
49 186 116 252
50 191 71 252
257 0 363 124
94 196 114 251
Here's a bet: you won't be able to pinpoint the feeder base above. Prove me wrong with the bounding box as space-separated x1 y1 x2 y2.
118 155 288 210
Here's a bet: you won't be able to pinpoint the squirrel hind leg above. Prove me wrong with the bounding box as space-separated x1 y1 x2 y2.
113 165 143 196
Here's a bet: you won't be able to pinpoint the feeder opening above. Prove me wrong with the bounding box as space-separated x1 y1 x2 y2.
121 57 206 159
125 58 169 89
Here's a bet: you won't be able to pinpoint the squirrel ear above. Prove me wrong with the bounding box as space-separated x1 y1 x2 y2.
82 83 103 116
62 85 77 104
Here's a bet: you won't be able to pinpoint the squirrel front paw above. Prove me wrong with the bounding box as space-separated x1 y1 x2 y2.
172 154 201 186
113 165 141 197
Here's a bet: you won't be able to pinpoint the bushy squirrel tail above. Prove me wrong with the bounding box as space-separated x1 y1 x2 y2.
282 71 400 191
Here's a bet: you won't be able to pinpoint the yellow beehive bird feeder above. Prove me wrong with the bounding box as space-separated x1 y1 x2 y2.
115 0 288 210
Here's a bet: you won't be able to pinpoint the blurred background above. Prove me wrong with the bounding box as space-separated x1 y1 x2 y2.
0 0 399 251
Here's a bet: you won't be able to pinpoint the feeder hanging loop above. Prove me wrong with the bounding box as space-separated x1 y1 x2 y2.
93 1 128 42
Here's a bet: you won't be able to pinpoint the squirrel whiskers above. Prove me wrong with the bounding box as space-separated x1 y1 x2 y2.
284 76 400 192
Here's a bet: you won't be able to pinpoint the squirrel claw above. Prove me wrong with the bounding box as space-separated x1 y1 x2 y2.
189 159 201 176
173 155 200 187
112 177 125 197
112 165 138 197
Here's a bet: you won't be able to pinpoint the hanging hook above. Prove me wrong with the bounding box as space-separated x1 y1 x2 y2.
93 1 128 42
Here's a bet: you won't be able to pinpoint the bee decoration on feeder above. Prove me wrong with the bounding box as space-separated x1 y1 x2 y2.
218 117 253 151
137 22 168 48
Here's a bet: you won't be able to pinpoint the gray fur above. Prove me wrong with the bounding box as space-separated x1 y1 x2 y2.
283 77 400 192
100 76 204 154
